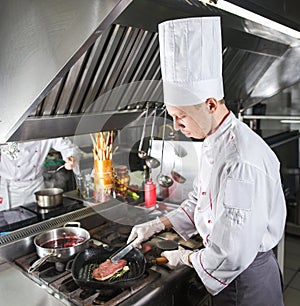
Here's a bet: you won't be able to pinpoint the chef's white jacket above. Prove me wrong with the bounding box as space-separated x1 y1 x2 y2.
0 138 81 210
167 112 286 295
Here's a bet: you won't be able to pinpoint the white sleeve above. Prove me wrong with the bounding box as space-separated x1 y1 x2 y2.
51 137 82 161
166 178 198 240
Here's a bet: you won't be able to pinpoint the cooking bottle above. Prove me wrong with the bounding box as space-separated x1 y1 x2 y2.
144 177 156 208
141 165 148 199
115 165 130 196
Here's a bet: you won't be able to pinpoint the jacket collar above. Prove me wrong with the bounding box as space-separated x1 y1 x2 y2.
204 111 233 146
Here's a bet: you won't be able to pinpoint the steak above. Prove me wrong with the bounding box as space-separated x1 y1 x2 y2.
92 259 127 281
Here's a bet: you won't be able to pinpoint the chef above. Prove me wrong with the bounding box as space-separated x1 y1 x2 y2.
127 17 286 305
0 137 81 211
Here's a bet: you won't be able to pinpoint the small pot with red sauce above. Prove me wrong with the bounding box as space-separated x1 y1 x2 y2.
28 222 90 273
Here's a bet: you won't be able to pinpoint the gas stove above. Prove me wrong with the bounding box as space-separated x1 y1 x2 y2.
13 216 210 306
15 247 161 306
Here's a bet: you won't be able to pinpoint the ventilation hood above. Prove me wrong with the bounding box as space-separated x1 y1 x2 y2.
2 0 300 143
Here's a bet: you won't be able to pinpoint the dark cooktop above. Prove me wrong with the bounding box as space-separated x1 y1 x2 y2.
0 198 84 234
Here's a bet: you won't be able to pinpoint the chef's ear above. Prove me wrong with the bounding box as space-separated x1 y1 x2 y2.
205 98 218 113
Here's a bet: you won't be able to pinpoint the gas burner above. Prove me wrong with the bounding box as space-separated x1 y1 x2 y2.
58 277 79 294
39 265 70 284
91 223 132 248
55 261 67 272
117 225 131 235
92 288 124 304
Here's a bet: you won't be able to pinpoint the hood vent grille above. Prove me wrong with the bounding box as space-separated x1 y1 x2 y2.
33 24 162 117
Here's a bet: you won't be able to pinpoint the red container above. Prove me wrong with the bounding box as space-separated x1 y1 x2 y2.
144 178 156 208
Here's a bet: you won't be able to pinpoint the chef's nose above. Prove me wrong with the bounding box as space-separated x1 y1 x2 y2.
173 120 181 131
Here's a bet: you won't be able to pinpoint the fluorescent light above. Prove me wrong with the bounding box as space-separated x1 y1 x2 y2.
280 120 300 124
200 0 300 39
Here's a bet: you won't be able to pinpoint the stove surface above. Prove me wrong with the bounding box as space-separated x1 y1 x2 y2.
0 198 84 234
22 197 84 221
0 206 38 232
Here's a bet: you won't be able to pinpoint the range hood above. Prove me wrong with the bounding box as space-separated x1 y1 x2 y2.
2 0 300 143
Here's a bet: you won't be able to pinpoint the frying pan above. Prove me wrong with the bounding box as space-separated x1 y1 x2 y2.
71 245 146 290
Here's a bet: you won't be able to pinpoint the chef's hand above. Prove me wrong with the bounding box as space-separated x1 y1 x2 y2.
64 156 77 170
127 217 165 248
161 249 193 270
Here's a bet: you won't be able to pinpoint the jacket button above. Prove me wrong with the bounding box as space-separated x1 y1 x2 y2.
208 219 212 223
202 191 206 195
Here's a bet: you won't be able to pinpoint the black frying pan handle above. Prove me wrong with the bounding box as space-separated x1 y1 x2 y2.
149 256 168 265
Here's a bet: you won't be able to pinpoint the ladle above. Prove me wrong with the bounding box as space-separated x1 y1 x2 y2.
47 164 65 174
138 103 149 159
172 143 188 158
169 133 188 158
171 159 186 184
157 110 174 188
146 107 160 169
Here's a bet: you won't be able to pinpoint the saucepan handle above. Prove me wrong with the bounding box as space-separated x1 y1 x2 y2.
64 221 81 228
28 252 55 273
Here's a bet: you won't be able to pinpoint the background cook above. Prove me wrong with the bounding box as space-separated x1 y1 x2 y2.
0 137 82 211
127 16 286 305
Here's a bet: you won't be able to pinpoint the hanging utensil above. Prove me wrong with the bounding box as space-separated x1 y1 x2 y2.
146 107 160 169
171 169 186 183
158 109 173 188
138 103 149 159
168 133 188 158
170 158 186 184
171 168 186 184
172 143 188 158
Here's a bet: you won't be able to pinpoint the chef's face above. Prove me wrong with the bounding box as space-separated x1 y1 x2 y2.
166 101 216 139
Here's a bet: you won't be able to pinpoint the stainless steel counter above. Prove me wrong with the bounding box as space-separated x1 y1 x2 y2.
0 262 68 306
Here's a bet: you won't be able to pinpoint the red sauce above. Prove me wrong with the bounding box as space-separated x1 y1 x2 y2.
41 236 85 249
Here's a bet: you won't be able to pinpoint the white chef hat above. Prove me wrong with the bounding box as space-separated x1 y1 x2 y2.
158 16 224 106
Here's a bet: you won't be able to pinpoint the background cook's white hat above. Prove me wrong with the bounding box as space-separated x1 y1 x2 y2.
158 16 224 106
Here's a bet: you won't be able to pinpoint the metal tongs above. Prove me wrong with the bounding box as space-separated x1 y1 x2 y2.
109 242 134 263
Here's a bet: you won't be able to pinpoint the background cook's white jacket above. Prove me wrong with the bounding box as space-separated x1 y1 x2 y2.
167 112 287 295
0 138 81 210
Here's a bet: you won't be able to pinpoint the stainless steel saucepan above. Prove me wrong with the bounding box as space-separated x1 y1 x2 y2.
28 222 90 273
34 187 64 208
